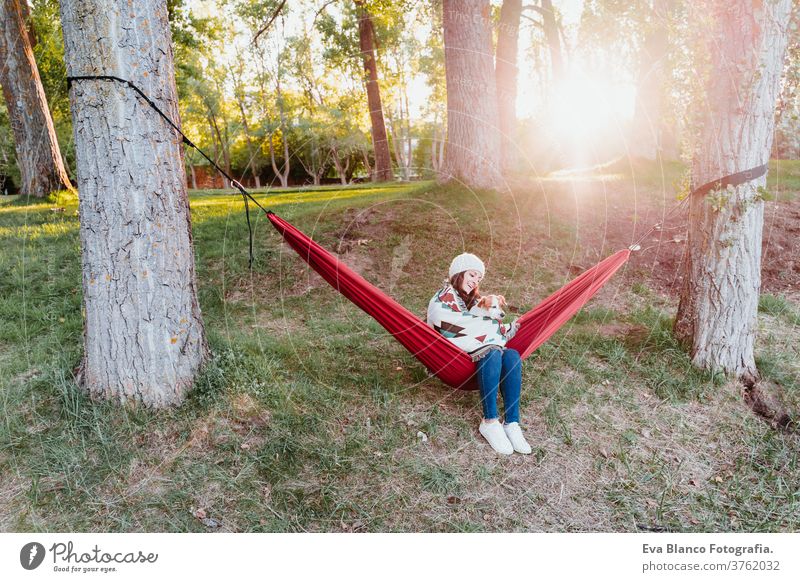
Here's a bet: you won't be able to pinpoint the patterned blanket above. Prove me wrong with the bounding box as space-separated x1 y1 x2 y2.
426 283 512 360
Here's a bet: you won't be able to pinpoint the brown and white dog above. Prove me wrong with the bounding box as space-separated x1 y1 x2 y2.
469 294 520 340
469 294 507 321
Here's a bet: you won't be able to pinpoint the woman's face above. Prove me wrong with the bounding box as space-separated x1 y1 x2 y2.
460 269 483 294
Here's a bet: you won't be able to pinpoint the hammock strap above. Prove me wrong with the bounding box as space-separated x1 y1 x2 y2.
66 74 267 267
630 163 769 249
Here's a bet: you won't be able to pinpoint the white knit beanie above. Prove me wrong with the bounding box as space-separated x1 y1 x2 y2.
448 253 485 278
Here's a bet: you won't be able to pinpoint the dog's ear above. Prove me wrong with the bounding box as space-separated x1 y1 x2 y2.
477 296 489 308
498 295 506 307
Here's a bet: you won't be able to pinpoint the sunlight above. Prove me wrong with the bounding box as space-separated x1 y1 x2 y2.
543 71 636 144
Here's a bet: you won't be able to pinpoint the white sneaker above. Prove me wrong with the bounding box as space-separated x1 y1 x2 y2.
503 422 532 454
479 420 513 455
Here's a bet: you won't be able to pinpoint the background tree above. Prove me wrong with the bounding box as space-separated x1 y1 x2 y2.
674 0 793 379
440 0 502 190
354 0 393 181
628 0 676 160
0 0 73 197
60 0 209 406
495 0 522 172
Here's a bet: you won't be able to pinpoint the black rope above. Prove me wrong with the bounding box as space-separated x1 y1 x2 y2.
66 74 270 268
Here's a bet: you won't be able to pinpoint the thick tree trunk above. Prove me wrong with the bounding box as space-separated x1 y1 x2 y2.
674 0 792 379
0 0 73 197
60 0 209 407
441 0 502 190
629 0 672 160
495 0 522 173
355 0 392 182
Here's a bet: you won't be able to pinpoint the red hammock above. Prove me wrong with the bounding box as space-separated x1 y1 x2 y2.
268 212 629 390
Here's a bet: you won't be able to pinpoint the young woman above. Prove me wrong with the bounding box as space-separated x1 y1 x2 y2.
426 253 532 455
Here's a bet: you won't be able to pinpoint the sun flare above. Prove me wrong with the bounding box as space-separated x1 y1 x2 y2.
543 71 636 143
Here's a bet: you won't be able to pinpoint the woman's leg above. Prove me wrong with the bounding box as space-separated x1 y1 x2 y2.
476 350 513 454
476 350 502 420
499 348 530 453
500 349 522 424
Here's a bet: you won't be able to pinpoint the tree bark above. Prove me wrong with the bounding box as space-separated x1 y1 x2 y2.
674 0 792 379
355 0 393 182
0 0 73 197
441 0 503 190
60 0 209 407
495 0 522 173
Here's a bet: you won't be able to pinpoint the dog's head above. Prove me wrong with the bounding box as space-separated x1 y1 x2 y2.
471 294 507 320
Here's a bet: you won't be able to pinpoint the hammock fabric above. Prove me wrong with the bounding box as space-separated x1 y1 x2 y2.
268 212 630 391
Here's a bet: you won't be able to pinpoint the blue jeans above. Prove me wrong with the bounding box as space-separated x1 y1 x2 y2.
475 348 522 423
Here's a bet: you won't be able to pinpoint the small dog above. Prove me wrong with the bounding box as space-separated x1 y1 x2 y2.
470 294 507 321
470 294 520 340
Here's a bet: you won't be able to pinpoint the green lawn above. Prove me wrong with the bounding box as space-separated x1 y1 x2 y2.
1 168 798 532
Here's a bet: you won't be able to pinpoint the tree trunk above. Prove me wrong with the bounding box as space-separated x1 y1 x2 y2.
234 91 262 188
60 0 209 407
0 0 73 197
208 112 231 188
355 0 392 182
269 132 287 188
540 0 563 85
441 0 502 190
330 146 349 185
495 0 522 173
275 75 291 187
674 0 792 379
629 0 672 160
360 147 372 180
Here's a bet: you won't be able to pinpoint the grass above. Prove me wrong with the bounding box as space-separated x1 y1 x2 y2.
1 170 799 532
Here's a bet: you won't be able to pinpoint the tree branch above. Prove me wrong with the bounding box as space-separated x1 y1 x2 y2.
252 0 288 46
313 0 340 26
521 13 544 29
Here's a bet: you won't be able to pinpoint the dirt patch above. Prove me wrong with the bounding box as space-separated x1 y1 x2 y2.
532 179 800 295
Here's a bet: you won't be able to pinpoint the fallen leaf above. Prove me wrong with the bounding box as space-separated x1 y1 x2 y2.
599 447 609 459
446 496 461 505
417 431 428 442
193 508 207 520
